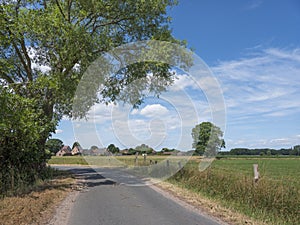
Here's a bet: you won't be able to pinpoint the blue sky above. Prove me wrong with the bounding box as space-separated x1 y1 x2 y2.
53 0 300 151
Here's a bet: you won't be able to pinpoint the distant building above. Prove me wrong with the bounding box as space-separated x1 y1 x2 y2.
56 146 72 156
151 150 157 155
120 149 129 155
89 147 108 156
81 149 90 156
72 145 83 155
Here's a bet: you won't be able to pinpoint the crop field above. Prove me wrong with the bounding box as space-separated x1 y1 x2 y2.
49 155 300 224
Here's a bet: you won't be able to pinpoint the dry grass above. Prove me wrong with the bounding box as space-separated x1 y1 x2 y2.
154 180 267 225
0 174 75 225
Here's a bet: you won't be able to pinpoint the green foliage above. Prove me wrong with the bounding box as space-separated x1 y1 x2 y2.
0 0 188 195
0 86 55 195
128 148 137 155
161 147 177 152
135 144 154 154
1 0 187 120
192 122 225 156
226 147 300 156
46 139 64 155
107 144 120 154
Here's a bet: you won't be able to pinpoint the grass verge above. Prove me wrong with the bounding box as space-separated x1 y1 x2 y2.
154 180 267 225
167 163 300 225
0 170 75 225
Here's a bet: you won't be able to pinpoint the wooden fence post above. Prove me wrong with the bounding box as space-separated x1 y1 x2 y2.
178 161 182 170
135 152 139 166
253 164 259 183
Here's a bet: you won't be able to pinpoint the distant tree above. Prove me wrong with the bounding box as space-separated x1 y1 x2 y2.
135 144 153 154
90 146 99 151
45 139 64 155
161 147 176 152
72 141 81 150
107 144 120 154
294 145 300 156
192 122 225 156
128 148 137 155
161 147 169 152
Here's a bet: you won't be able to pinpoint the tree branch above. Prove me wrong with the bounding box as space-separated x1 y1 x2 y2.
0 72 15 84
20 38 32 81
91 17 133 34
67 0 73 22
11 40 32 81
55 0 67 20
43 0 47 9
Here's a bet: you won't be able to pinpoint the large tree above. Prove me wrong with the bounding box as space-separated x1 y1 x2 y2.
45 138 64 155
1 0 185 140
0 0 189 193
192 122 225 156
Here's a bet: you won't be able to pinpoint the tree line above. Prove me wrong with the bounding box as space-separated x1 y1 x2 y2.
219 145 300 156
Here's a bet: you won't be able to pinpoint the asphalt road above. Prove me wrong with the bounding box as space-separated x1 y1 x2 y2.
54 166 224 225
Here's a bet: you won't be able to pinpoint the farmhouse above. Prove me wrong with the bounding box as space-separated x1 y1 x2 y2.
72 145 83 155
56 145 72 156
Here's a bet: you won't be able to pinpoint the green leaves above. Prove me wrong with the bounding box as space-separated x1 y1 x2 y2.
192 122 226 156
0 0 189 193
0 86 55 194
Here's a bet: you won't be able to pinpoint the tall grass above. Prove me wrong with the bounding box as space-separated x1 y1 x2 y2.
168 164 300 225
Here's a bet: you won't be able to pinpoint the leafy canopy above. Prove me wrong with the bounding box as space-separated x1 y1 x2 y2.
1 0 186 120
192 122 225 156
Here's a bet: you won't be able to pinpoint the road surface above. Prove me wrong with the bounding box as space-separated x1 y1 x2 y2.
53 166 224 225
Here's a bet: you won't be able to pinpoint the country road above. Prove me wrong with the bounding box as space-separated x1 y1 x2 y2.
53 166 225 225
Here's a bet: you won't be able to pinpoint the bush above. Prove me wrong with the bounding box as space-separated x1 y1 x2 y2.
0 87 54 196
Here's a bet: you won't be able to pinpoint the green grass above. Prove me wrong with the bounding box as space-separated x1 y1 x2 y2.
48 156 89 165
213 158 300 180
169 157 300 225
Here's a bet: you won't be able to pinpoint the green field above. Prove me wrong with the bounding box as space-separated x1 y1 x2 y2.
185 157 300 184
170 157 300 225
48 156 300 224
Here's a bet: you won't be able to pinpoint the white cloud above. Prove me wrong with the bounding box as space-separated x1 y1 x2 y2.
270 138 290 144
140 104 169 117
55 129 63 134
226 135 299 149
213 47 300 121
212 47 300 150
170 74 199 91
130 109 139 115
